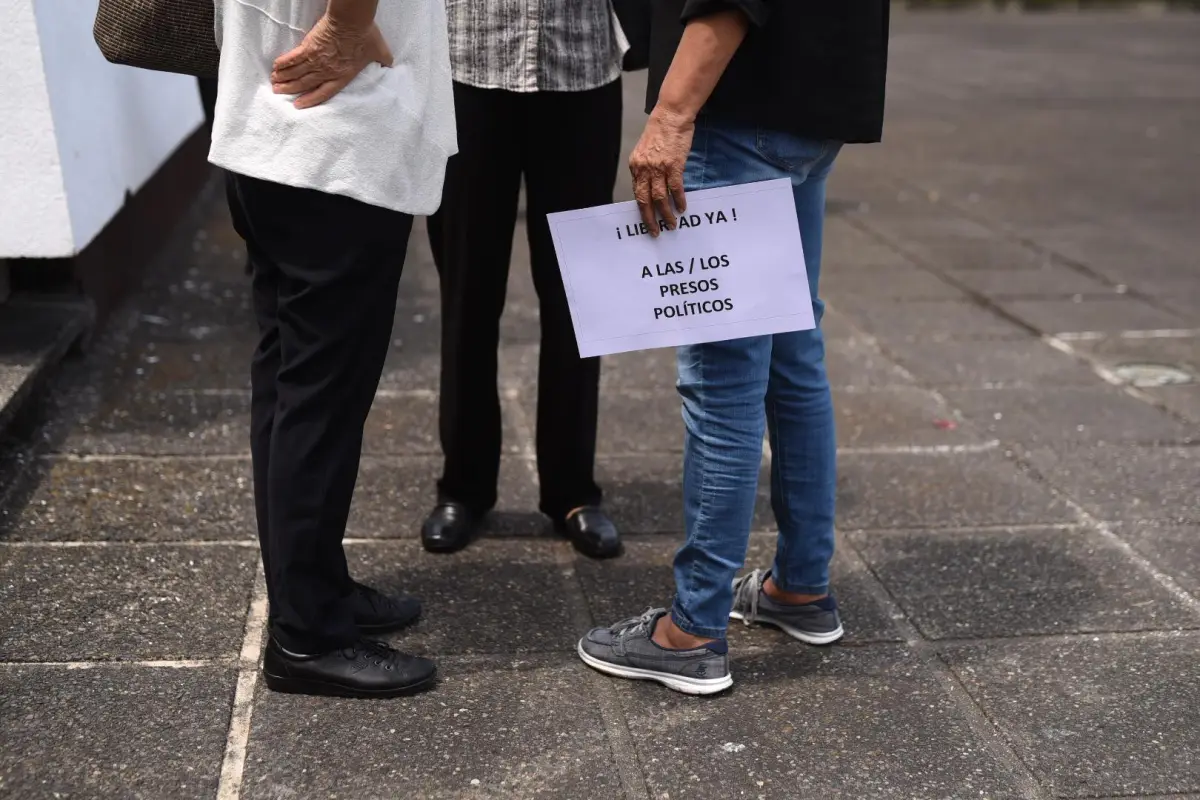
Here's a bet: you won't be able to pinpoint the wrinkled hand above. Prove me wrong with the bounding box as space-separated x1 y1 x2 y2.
271 16 393 109
629 107 694 237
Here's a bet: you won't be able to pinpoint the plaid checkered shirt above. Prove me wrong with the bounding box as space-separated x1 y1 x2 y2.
445 0 625 92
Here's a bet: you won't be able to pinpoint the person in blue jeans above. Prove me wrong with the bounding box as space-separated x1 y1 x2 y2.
578 1 889 694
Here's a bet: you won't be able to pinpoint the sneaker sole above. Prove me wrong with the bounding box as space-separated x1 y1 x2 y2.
576 641 733 696
729 610 844 646
262 670 437 699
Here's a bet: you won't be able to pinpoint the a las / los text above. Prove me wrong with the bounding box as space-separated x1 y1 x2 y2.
640 254 731 279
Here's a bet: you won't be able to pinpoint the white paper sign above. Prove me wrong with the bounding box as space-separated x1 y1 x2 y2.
547 178 813 358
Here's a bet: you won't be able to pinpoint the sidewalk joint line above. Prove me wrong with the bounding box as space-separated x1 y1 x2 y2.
0 659 225 669
216 564 269 800
1045 335 1199 429
928 628 1200 648
1004 446 1200 615
0 540 258 548
839 440 1001 455
500 367 652 800
838 543 1050 799
839 522 1086 536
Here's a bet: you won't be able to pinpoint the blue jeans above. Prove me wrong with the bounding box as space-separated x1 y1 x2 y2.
671 118 842 640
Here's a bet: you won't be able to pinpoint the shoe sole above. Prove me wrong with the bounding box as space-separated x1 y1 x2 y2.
568 539 623 560
729 610 844 646
576 641 732 696
421 538 472 554
262 670 437 699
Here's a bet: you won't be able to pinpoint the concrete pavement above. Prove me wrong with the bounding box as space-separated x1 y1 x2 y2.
2 9 1199 799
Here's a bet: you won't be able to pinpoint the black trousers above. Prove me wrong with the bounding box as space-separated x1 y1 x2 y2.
227 173 412 653
427 80 623 521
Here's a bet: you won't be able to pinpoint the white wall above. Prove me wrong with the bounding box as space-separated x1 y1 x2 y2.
0 0 73 257
0 0 206 259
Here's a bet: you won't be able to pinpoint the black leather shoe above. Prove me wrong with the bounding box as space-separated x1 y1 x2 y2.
351 582 421 635
558 507 622 559
262 637 436 699
421 502 479 553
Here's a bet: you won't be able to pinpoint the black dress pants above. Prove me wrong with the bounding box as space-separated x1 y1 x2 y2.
227 173 412 653
427 79 623 522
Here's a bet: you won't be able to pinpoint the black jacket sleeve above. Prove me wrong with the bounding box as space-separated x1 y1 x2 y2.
680 0 770 27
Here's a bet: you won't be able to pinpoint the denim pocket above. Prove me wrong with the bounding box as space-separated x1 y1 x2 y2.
753 131 837 176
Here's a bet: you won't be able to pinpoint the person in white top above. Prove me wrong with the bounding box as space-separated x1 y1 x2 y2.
209 0 455 699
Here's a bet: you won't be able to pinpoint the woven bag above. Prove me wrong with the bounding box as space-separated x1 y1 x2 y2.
94 0 220 78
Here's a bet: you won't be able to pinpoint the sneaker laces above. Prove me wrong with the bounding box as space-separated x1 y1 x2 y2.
608 608 663 637
342 639 400 670
732 569 766 627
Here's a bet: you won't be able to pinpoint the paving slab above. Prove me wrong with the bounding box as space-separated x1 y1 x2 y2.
822 217 917 270
1001 297 1189 336
862 221 1051 273
1146 384 1200 424
61 390 251 456
594 454 772 535
943 387 1196 447
343 539 579 655
837 450 1076 530
1026 445 1200 525
345 456 541 539
0 544 255 661
242 654 622 799
575 536 901 647
824 334 918 389
136 279 257 345
1072 334 1200 380
377 339 444 393
116 337 254 392
4 10 1200 799
1122 522 1200 597
0 665 234 799
821 266 967 300
945 264 1122 298
597 346 678 390
830 297 1031 342
943 636 1200 798
59 392 454 457
0 456 254 542
593 389 686 454
880 337 1100 388
834 387 980 448
1142 277 1200 320
617 645 1027 800
0 299 89 432
851 527 1200 640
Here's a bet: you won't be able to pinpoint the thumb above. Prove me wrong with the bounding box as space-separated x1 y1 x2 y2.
372 28 394 68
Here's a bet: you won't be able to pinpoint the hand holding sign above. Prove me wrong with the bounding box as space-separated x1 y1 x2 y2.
548 179 814 357
628 107 694 236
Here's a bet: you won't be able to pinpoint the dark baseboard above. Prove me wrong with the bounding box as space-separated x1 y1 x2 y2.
10 123 215 331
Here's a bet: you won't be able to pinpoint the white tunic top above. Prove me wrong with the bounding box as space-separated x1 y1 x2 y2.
208 0 457 215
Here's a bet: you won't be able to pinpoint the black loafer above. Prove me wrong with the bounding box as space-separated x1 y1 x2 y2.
262 637 436 699
421 502 479 554
558 507 622 559
351 582 421 635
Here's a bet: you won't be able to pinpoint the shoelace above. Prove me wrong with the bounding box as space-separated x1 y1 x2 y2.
732 569 766 627
608 608 663 638
341 639 399 670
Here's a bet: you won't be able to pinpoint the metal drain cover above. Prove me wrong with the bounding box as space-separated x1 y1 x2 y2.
1112 363 1194 387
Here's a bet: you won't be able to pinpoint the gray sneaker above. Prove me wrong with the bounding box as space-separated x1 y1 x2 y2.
730 569 844 645
577 609 733 696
